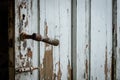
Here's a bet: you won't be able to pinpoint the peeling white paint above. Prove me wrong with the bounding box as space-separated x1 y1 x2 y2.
15 0 39 80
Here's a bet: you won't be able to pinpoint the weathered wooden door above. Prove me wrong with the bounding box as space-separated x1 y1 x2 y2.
77 0 120 80
15 0 39 80
8 0 120 80
14 0 71 80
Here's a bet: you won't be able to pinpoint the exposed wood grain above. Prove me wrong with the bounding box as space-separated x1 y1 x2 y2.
77 0 91 79
39 0 71 79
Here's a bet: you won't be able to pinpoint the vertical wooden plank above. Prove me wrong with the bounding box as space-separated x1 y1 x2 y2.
91 0 112 80
15 0 39 80
39 0 55 79
58 0 71 79
77 0 86 79
8 0 15 80
77 0 91 79
31 0 39 79
39 0 71 80
117 0 120 79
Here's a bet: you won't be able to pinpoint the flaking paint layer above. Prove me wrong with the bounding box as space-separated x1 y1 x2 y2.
104 46 108 80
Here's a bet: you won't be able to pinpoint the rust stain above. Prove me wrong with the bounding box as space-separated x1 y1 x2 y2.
85 59 88 80
104 46 108 80
27 48 32 58
67 60 72 80
57 61 62 80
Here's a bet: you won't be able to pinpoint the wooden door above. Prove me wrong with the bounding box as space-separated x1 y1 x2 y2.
13 0 72 80
8 0 120 80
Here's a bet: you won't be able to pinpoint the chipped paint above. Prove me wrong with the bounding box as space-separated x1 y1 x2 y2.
67 60 72 80
39 44 54 80
85 59 88 80
18 2 27 21
43 44 53 80
15 0 39 79
23 41 27 50
104 46 108 80
40 24 54 80
26 48 32 58
40 64 44 80
57 61 62 80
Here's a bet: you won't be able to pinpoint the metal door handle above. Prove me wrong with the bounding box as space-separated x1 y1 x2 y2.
20 32 59 46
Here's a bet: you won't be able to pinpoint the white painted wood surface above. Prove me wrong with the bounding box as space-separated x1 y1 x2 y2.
39 0 71 80
15 0 39 80
77 0 90 80
117 0 120 79
14 0 120 80
91 0 112 80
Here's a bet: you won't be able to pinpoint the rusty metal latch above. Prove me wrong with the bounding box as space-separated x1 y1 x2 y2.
20 32 59 46
16 67 39 74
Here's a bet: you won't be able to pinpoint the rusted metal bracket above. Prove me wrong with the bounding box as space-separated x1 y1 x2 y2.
20 32 59 46
15 67 39 74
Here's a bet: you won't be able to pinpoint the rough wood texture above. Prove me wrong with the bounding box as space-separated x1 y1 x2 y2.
15 0 39 80
12 0 120 80
77 0 91 79
39 0 71 79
